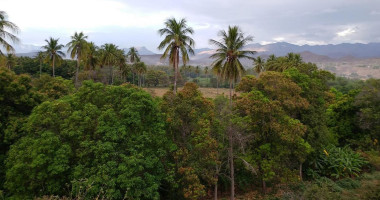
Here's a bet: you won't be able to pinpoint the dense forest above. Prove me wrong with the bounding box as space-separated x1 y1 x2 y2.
1 11 380 200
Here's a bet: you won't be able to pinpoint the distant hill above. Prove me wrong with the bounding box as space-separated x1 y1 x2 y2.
244 42 380 59
125 46 156 56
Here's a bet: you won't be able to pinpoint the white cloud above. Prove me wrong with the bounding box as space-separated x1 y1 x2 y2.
337 27 357 37
2 0 173 31
273 37 285 42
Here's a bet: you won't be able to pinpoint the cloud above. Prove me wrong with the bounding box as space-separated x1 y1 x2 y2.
337 27 357 37
2 0 380 52
273 37 285 42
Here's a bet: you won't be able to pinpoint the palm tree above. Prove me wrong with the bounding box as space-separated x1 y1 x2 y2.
5 53 16 70
127 47 140 85
0 11 19 55
254 56 265 76
209 25 256 103
133 62 147 87
209 25 256 200
115 49 128 82
35 51 45 77
267 54 276 62
127 47 140 63
204 66 209 87
99 43 119 84
66 32 88 86
212 65 222 93
158 17 195 94
195 66 200 78
83 42 98 70
42 37 65 77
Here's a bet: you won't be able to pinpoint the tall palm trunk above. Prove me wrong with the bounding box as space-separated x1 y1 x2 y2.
75 55 80 86
39 61 42 78
228 80 235 200
216 76 219 94
173 48 178 95
229 81 233 105
299 162 303 181
229 125 235 200
52 55 55 77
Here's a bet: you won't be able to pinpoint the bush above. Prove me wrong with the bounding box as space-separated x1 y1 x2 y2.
336 178 360 190
314 145 367 178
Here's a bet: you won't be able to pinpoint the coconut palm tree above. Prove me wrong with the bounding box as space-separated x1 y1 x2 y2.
133 62 147 87
158 17 195 94
83 42 98 70
254 56 265 76
42 37 65 77
99 43 119 84
212 65 222 93
35 51 45 77
268 54 276 62
66 32 88 86
209 25 256 103
127 47 140 63
204 66 209 87
209 25 256 200
0 11 19 55
5 53 16 70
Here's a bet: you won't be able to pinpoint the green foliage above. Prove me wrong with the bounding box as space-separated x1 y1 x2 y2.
235 72 310 188
32 74 74 101
161 82 218 199
336 178 361 190
0 68 40 191
5 81 170 199
313 145 367 179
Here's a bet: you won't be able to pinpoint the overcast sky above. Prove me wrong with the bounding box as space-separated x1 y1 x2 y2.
2 0 380 52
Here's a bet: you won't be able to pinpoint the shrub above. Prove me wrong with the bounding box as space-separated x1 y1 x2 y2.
336 178 361 190
314 145 367 178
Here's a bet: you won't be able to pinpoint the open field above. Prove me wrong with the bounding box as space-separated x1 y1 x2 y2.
143 87 237 98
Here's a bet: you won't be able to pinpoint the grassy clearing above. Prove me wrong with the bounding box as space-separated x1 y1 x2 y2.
143 87 237 98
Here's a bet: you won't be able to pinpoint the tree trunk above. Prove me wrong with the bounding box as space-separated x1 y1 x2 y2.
173 48 178 95
39 62 42 78
262 179 267 194
299 162 303 181
229 81 233 105
216 76 219 94
229 126 235 200
75 57 80 87
111 66 114 85
214 164 220 200
52 56 55 77
214 181 218 200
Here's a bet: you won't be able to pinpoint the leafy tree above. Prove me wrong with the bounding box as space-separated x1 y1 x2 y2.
209 25 256 103
0 11 19 55
5 81 170 199
66 32 88 86
161 83 218 199
32 74 74 101
146 70 169 87
42 37 65 77
354 79 380 149
158 18 195 94
0 68 40 191
235 72 310 193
